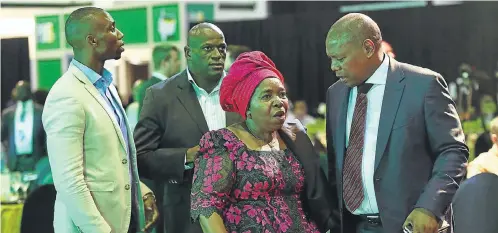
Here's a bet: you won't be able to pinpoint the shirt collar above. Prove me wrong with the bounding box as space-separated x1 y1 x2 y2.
365 53 389 85
186 67 226 93
71 59 113 89
152 71 168 81
16 100 32 108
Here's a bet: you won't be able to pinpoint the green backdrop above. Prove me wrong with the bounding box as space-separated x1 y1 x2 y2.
108 7 148 44
153 4 180 42
35 15 61 50
37 59 62 91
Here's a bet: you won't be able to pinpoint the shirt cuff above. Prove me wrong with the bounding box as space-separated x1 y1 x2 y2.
184 153 193 170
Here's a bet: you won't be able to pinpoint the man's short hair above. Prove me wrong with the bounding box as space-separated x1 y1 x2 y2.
152 44 180 70
490 116 498 135
227 45 251 60
65 7 104 48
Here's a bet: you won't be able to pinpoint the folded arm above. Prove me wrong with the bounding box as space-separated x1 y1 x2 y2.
43 95 111 233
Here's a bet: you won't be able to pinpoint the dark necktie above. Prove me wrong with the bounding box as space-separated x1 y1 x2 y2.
343 83 373 212
20 102 26 122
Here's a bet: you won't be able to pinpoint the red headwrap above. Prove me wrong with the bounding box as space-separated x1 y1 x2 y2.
220 51 285 119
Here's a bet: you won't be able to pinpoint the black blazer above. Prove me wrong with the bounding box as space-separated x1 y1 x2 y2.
134 69 242 204
1 102 46 171
279 119 339 233
326 57 468 233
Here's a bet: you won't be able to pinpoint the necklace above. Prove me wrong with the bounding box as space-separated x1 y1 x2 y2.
245 123 280 151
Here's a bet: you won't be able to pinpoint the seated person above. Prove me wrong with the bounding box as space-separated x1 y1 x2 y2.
467 116 498 178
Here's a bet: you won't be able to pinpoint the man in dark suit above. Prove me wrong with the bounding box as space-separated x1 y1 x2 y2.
1 81 46 172
136 44 181 233
134 23 242 233
325 13 468 233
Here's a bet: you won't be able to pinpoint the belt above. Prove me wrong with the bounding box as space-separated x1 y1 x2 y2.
358 214 382 226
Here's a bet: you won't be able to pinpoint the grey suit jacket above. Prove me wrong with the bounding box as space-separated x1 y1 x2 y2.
43 64 151 233
326 57 468 233
134 69 242 204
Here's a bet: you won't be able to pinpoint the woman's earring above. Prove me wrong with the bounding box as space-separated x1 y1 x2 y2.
247 112 252 119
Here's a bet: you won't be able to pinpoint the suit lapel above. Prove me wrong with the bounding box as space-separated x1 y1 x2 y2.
374 57 406 171
176 70 210 134
335 85 351 176
108 85 134 153
70 65 128 151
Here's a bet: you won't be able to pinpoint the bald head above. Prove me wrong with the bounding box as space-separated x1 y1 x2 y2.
65 7 105 48
325 13 384 87
184 22 226 84
187 22 224 46
327 13 382 49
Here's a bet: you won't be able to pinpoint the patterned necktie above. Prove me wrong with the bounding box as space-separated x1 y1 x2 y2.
343 83 373 212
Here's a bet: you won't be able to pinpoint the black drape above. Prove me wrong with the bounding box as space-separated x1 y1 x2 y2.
1 37 30 110
212 2 498 110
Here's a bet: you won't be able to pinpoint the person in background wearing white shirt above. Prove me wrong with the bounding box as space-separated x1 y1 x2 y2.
1 81 46 172
126 79 145 134
467 116 498 178
137 44 181 116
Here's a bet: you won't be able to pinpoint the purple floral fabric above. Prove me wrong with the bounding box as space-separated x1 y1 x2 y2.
191 128 320 233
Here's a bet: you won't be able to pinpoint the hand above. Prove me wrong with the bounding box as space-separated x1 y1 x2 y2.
403 208 438 233
186 145 200 163
142 193 159 233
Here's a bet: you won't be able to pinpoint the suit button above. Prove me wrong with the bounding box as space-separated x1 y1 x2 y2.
122 159 128 164
125 184 130 190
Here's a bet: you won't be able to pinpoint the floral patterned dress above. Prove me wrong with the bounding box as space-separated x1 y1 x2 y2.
190 128 321 233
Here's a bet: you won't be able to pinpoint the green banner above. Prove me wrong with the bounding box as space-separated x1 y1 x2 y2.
153 4 180 42
38 59 62 90
187 3 215 23
35 15 60 50
108 8 148 44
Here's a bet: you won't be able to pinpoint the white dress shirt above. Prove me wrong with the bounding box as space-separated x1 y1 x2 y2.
346 54 389 215
14 100 34 155
184 69 227 169
186 68 226 131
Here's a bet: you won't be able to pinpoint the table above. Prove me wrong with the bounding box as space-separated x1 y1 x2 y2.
1 203 23 233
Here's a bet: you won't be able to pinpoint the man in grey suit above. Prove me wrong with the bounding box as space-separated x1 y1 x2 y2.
134 23 242 233
325 13 468 233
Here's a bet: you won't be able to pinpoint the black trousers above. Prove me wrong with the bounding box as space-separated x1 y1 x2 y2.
128 212 137 233
356 220 384 233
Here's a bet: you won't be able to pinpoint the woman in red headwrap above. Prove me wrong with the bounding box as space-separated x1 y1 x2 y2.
190 51 338 233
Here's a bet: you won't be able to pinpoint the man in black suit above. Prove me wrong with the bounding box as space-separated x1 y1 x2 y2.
1 81 46 172
134 23 242 233
325 14 468 233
